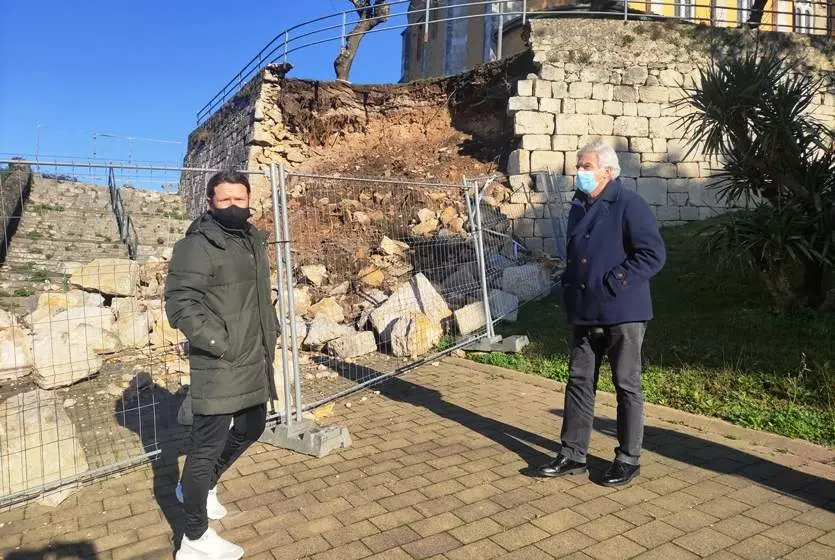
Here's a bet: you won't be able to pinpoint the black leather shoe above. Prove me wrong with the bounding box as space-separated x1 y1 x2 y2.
601 460 640 487
537 455 588 478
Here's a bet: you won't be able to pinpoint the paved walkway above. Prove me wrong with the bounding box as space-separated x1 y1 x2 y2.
2 358 834 560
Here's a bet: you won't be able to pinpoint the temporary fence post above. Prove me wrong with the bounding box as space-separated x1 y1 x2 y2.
278 164 304 424
463 176 496 341
270 164 294 426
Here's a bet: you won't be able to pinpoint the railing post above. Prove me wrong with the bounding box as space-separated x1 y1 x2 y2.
284 31 289 63
523 0 527 25
624 0 629 21
342 11 347 49
497 1 504 60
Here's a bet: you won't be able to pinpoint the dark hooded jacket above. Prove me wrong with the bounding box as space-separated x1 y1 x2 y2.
164 212 277 415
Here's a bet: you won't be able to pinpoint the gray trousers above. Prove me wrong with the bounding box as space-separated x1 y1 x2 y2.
560 322 646 466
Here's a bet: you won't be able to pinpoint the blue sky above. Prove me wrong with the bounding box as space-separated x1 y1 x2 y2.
0 1 408 166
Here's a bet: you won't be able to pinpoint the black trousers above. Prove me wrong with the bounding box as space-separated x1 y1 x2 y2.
560 322 646 466
182 403 267 540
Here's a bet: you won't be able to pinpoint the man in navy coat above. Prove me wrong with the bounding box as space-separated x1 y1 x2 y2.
537 139 667 486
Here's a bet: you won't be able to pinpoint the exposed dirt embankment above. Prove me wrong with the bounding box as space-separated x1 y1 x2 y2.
273 52 536 183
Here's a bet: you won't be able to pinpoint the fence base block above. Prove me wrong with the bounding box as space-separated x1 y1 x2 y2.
259 421 352 458
464 334 530 353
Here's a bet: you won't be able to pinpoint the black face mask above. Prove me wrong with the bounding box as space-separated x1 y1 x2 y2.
211 205 251 230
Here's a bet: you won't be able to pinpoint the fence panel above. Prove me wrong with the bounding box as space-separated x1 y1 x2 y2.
0 161 228 507
273 169 561 414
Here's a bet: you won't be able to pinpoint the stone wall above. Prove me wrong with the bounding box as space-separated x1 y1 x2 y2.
0 162 32 264
503 18 835 253
180 69 277 217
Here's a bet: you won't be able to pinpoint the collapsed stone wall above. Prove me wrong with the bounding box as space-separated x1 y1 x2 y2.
502 18 835 253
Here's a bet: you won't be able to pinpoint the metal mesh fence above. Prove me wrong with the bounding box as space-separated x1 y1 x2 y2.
0 160 565 506
0 161 222 507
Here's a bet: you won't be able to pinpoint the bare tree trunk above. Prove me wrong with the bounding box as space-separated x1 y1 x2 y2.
746 0 768 28
334 0 391 82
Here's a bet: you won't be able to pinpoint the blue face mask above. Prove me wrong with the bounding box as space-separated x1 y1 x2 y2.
576 170 598 194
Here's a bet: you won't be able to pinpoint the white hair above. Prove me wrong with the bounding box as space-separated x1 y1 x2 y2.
577 139 621 179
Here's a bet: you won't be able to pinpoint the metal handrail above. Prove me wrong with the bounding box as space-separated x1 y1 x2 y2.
108 166 140 260
196 0 832 124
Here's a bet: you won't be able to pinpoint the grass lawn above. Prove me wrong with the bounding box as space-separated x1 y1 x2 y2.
471 221 835 446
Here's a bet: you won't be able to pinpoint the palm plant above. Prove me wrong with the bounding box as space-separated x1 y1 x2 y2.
674 49 835 312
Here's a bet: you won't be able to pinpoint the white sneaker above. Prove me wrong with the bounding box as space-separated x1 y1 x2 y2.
176 483 228 520
176 527 243 560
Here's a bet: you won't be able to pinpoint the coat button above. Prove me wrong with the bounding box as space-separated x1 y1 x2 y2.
584 233 590 239
580 257 588 264
210 340 215 345
616 272 624 279
579 283 586 290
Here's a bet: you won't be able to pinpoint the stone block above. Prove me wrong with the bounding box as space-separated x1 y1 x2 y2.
561 99 576 114
508 97 539 112
603 101 623 116
668 192 688 206
639 86 670 103
534 79 553 98
622 102 638 116
509 174 533 190
642 153 667 163
552 135 578 151
680 206 700 221
580 66 610 83
508 149 530 175
656 206 680 222
515 111 555 135
613 86 639 103
521 134 552 151
523 237 544 254
618 152 641 177
530 151 565 173
565 151 578 176
623 66 649 85
500 203 528 219
649 117 678 139
592 83 614 101
630 137 653 152
514 218 535 237
637 177 668 205
659 69 684 87
552 81 568 98
517 79 534 96
637 103 661 118
539 97 562 113
584 115 613 135
614 116 649 137
666 139 688 162
534 219 555 238
555 114 590 135
668 178 689 193
540 64 565 81
641 162 677 178
652 138 668 153
568 82 593 99
575 99 604 114
677 162 701 178
620 177 637 191
580 135 627 151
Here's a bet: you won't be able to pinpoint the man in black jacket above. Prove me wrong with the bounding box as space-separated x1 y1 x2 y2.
165 171 277 560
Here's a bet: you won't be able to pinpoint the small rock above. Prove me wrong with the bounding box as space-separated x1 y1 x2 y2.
300 264 327 287
329 281 350 296
361 396 368 402
417 208 436 223
353 211 371 225
345 402 352 408
358 265 385 288
305 373 315 380
379 236 410 256
317 364 328 371
63 399 76 408
452 349 466 358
